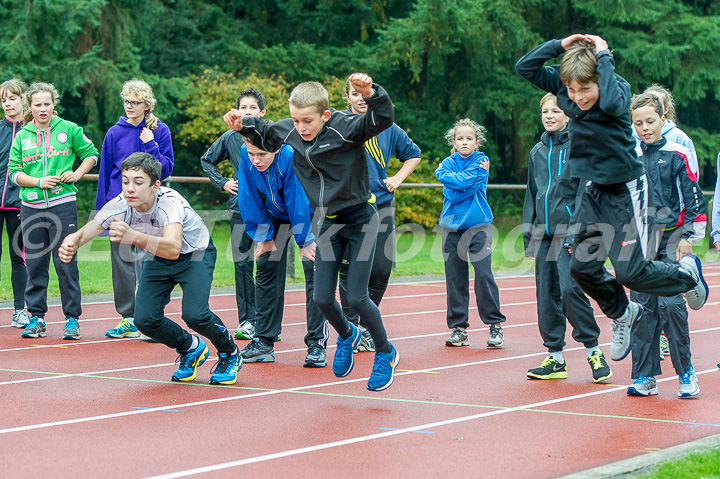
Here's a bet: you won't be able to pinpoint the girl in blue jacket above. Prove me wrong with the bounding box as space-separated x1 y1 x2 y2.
435 118 506 349
97 79 174 340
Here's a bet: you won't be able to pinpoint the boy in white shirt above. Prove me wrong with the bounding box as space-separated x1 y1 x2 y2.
59 152 241 385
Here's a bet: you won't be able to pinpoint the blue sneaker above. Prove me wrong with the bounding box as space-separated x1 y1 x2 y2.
210 347 242 385
627 376 658 397
21 317 46 338
106 318 139 338
62 318 81 340
172 337 209 382
333 323 361 377
367 344 400 391
680 254 708 310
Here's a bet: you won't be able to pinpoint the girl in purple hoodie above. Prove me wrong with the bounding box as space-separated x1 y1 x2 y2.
97 79 174 339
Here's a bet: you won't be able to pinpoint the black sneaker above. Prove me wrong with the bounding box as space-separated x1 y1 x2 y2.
487 324 504 348
527 356 567 380
587 351 613 383
240 339 275 363
304 344 327 368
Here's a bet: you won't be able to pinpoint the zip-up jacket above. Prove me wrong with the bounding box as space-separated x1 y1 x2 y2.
96 117 174 211
523 128 584 252
516 39 644 185
200 129 244 218
239 83 394 216
9 116 98 208
349 111 421 206
632 119 698 176
712 151 720 244
435 151 493 230
636 138 706 242
0 117 23 209
237 144 315 247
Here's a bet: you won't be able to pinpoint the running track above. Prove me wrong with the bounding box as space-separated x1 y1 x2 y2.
1 266 719 478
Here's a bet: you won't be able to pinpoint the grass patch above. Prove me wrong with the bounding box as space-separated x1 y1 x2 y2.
632 447 720 478
0 215 716 302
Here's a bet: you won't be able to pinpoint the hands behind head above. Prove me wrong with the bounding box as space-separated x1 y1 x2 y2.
349 73 374 98
561 34 608 54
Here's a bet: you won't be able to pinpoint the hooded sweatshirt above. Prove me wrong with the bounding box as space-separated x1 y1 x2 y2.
0 117 23 209
9 115 98 208
95 117 174 211
435 151 494 230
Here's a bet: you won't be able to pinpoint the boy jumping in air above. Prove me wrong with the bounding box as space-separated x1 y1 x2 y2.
516 34 708 362
224 74 399 391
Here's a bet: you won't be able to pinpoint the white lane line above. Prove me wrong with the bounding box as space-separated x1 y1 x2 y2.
143 367 720 479
0 361 176 386
3 321 719 437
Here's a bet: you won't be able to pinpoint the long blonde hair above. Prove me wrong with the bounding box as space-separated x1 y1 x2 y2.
121 79 159 130
23 82 59 124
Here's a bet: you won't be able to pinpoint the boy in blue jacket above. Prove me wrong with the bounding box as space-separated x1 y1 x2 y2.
516 34 708 363
435 118 506 348
236 138 327 367
200 88 266 341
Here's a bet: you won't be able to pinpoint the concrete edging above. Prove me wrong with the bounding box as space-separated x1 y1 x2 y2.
557 433 720 479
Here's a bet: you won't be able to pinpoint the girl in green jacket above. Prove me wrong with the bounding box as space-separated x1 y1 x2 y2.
8 82 98 340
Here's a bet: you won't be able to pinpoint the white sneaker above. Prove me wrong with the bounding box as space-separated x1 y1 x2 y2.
678 367 700 398
11 309 30 328
679 254 708 310
627 376 658 397
610 302 643 361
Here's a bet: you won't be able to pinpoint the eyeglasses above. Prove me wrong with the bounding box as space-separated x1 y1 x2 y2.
123 100 145 108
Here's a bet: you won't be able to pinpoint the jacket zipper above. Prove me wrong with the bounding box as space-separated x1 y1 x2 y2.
41 128 49 207
303 139 324 214
266 167 284 213
544 139 553 235
1 120 18 208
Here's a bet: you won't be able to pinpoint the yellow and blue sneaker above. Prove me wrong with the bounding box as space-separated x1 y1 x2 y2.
210 347 242 385
105 318 139 338
172 337 209 382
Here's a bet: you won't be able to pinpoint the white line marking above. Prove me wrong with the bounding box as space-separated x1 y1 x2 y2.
143 368 720 479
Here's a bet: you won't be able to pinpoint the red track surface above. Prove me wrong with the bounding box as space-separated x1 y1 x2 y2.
1 266 719 478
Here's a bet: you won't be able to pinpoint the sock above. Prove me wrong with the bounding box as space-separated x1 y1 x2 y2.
616 307 630 322
125 317 135 326
586 346 601 356
190 335 199 350
550 351 563 362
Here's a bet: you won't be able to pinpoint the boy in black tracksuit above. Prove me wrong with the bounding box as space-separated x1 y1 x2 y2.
524 93 611 383
516 34 707 364
224 74 400 391
627 93 706 398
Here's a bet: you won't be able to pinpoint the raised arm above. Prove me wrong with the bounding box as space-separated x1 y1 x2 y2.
588 35 632 118
515 39 567 94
